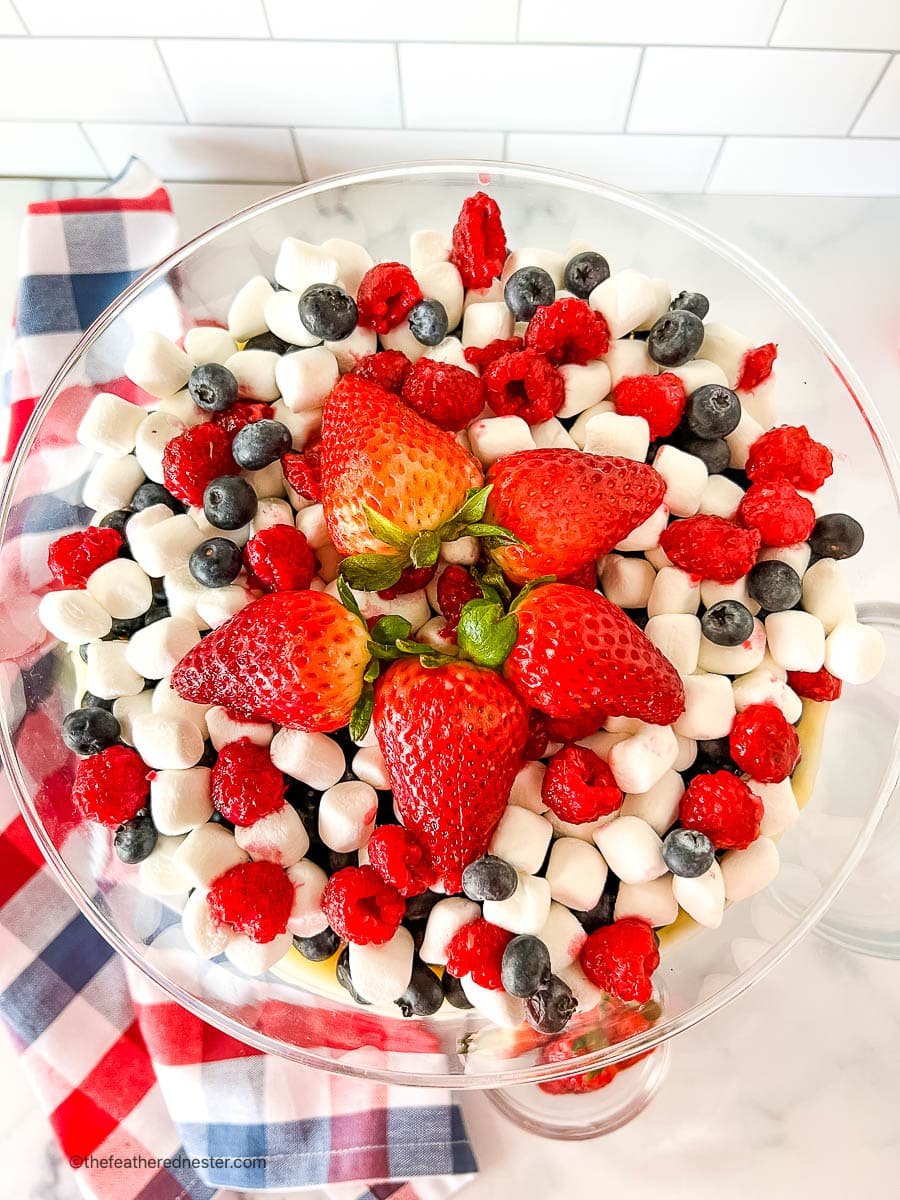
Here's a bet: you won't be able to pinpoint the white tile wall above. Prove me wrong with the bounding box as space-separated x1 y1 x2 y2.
853 58 900 135
264 0 518 42
708 137 900 194
0 122 102 176
0 2 23 35
294 129 505 178
85 125 301 183
519 0 784 47
13 0 270 38
772 0 900 51
506 134 721 193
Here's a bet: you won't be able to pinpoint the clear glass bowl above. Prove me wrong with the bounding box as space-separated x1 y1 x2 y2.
2 162 899 1094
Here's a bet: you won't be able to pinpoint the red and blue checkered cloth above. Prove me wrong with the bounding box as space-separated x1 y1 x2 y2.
0 161 477 1200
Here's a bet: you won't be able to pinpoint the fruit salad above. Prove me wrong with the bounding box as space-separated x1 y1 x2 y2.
38 190 885 1046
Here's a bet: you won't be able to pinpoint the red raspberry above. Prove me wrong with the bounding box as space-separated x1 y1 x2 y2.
401 358 485 431
450 191 508 290
738 480 816 547
613 372 686 440
659 515 761 584
539 1025 619 1094
580 917 659 1003
730 703 801 784
207 860 293 944
436 564 482 634
322 865 405 946
48 526 122 588
464 336 524 370
524 298 610 366
72 745 149 827
787 666 842 703
606 1003 656 1070
482 349 565 425
352 350 412 395
214 401 273 438
377 563 436 599
544 709 607 743
281 449 321 502
445 917 513 990
746 425 833 492
162 422 237 506
244 525 315 592
558 561 598 590
524 709 550 760
367 825 436 897
356 263 422 334
211 737 286 826
542 745 622 823
679 770 763 850
736 342 777 391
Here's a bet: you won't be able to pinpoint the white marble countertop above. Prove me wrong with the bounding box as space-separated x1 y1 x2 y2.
1 180 899 1200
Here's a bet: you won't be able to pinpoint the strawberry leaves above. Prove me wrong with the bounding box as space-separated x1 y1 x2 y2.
456 599 518 668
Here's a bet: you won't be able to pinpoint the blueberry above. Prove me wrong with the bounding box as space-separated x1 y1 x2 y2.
696 735 733 767
336 946 370 1005
501 935 552 998
20 654 57 712
62 706 120 755
662 828 715 878
203 476 257 531
294 928 340 962
504 266 556 321
131 481 184 514
209 810 235 831
675 432 731 475
396 960 444 1017
573 878 619 932
462 854 518 902
108 613 145 639
245 330 291 354
114 811 158 864
670 290 710 320
328 849 357 874
231 419 292 470
143 601 170 627
685 384 741 439
298 283 357 341
524 975 577 1034
408 299 449 346
78 643 90 663
98 508 132 547
747 560 802 612
189 537 243 588
809 513 864 561
647 310 705 368
197 741 218 768
80 690 113 711
441 971 473 1010
404 890 441 924
563 251 610 299
701 600 755 647
188 363 239 413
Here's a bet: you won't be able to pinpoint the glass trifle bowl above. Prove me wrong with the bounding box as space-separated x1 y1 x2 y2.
2 163 899 1138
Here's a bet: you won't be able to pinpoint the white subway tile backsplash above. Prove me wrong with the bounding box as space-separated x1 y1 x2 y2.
14 0 268 38
630 48 888 136
161 40 401 128
295 129 504 178
506 133 721 193
85 124 301 183
400 44 641 132
854 57 900 135
708 137 900 195
519 0 783 47
0 2 23 34
265 0 517 42
772 0 900 51
0 122 102 176
0 38 183 122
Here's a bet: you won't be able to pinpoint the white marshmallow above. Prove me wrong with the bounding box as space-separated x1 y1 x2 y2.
638 277 672 329
801 558 854 634
546 810 614 843
438 537 479 571
621 770 685 836
417 261 465 330
413 615 454 651
558 961 604 1014
462 300 514 350
615 874 678 927
608 724 679 795
422 334 474 374
699 322 753 389
463 279 503 308
603 715 642 735
698 474 745 519
124 504 173 573
558 361 612 418
250 497 294 535
379 320 429 364
137 514 205 578
134 410 185 483
700 576 760 616
616 503 669 552
419 897 480 965
508 760 548 814
86 640 145 699
501 246 566 289
235 804 309 868
182 886 233 958
674 673 736 739
326 325 378 373
733 666 802 724
184 325 236 366
286 858 329 937
672 860 726 928
669 358 728 393
545 837 608 911
271 400 322 452
758 650 788 681
483 872 552 936
112 690 155 745
225 931 293 977
468 416 536 467
82 454 145 515
765 610 826 673
352 746 390 791
195 584 251 630
740 376 778 429
674 734 697 771
755 778 800 838
648 566 701 618
320 236 374 296
593 816 666 885
228 275 274 341
225 350 280 403
583 411 650 461
726 409 765 470
336 583 430 634
318 781 378 852
125 332 192 399
265 289 320 348
644 545 672 570
39 589 111 643
824 620 885 684
150 767 213 835
589 269 659 339
645 613 701 676
350 926 415 1005
603 337 657 388
132 713 204 770
206 705 273 751
125 616 201 681
78 391 146 457
461 976 526 1028
275 345 339 413
173 823 249 889
295 502 330 549
162 564 211 630
569 399 615 448
538 902 586 973
530 416 578 451
153 675 211 738
653 444 708 518
410 229 451 274
600 555 656 609
242 462 285 501
271 730 345 791
155 389 208 428
722 837 780 902
489 806 553 875
138 834 188 896
274 238 340 295
758 541 811 578
698 618 767 675
578 729 630 760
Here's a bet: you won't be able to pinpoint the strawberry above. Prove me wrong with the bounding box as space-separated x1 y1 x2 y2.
171 590 369 732
503 582 685 725
484 448 665 583
373 657 529 893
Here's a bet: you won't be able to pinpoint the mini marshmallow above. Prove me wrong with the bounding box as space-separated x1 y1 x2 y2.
644 545 672 570
153 675 211 738
124 332 192 399
125 504 172 573
545 837 608 911
674 673 736 740
722 837 779 902
758 542 812 578
268 729 346 791
530 417 578 451
410 229 451 274
162 565 211 630
379 320 429 364
461 976 525 1028
616 503 669 552
352 746 390 791
603 337 657 388
672 860 725 928
77 391 146 457
489 806 554 875
653 444 708 517
419 897 480 964
501 246 566 289
195 584 251 630
320 236 374 296
326 325 378 373
113 690 155 745
462 300 514 349
698 474 745 519
645 613 701 676
593 816 666 885
621 769 685 836
483 872 552 936
274 238 340 294
755 778 800 838
615 874 678 927
318 781 378 853
125 616 201 680
207 705 273 751
182 886 233 958
538 902 586 973
139 834 188 896
583 411 650 461
440 535 480 565
824 620 885 684
801 558 854 634
740 376 778 429
134 410 185 483
569 400 615 448
699 322 753 389
733 666 802 724
546 810 613 843
228 275 274 341
601 555 656 609
86 641 144 700
674 734 697 771
604 715 643 735
608 724 679 795
173 822 249 889
295 503 330 549
648 566 702 618
669 358 729 393
700 576 761 617
468 416 536 467
156 389 208 428
243 461 286 500
137 514 206 578
334 583 430 633
272 401 322 451
578 729 631 760
251 497 294 534
508 760 548 814
416 261 465 330
350 926 415 1005
558 361 612 418
184 325 237 366
39 589 111 643
589 269 659 339
82 454 145 515
235 804 310 868
558 961 604 1014
275 345 339 412
265 289 320 348
132 713 204 770
226 931 293 977
726 409 765 470
225 350 280 402
765 611 826 673
286 858 330 937
150 767 213 835
637 277 672 329
423 334 474 374
463 279 504 308
698 618 767 675
415 616 454 650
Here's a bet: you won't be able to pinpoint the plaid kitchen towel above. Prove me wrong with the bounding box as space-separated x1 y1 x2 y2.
0 160 477 1200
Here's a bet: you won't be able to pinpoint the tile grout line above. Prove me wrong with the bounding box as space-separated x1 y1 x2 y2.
847 52 894 135
76 122 112 179
289 129 308 182
701 136 727 194
259 0 275 38
766 0 790 46
6 0 28 34
622 46 645 132
152 38 190 122
394 43 407 128
514 0 522 41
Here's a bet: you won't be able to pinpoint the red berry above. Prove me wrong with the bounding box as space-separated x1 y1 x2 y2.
207 859 293 944
464 336 524 370
450 192 508 290
679 771 763 850
787 666 842 702
214 401 273 438
524 298 610 366
524 709 550 760
482 349 565 425
746 424 833 492
544 709 607 743
613 372 686 440
557 561 598 590
659 515 761 584
162 423 237 506
211 737 286 826
356 263 422 334
377 563 436 600
244 525 315 592
401 358 485 431
542 745 622 823
367 825 435 897
72 745 149 827
436 564 482 632
580 917 659 1003
322 865 405 946
736 342 777 391
730 703 801 784
281 448 321 502
538 1025 619 1094
445 917 513 990
352 350 412 395
738 480 816 547
48 526 122 588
